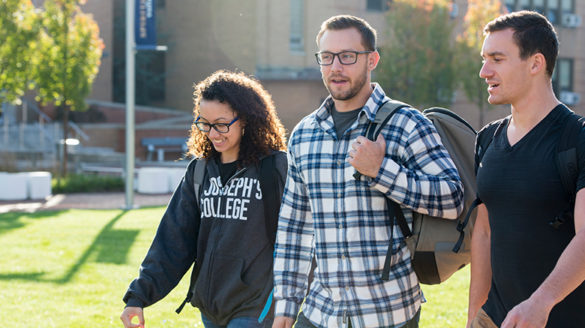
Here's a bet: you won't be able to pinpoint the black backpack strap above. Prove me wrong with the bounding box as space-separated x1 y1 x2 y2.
260 154 281 246
556 111 584 202
550 111 584 229
475 122 500 175
177 159 207 314
453 197 482 252
353 100 410 180
381 198 410 281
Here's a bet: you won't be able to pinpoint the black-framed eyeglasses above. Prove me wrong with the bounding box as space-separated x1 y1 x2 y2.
315 50 373 66
194 116 239 133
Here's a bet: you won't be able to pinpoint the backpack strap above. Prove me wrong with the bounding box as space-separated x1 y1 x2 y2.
381 198 410 281
556 111 583 202
193 158 207 206
475 122 500 175
177 158 207 314
550 110 584 229
361 100 413 281
353 99 410 180
260 154 281 246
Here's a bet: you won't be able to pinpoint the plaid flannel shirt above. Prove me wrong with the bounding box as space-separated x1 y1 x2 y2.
273 84 464 328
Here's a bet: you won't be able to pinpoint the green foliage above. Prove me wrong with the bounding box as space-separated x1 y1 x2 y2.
377 0 457 108
0 0 41 104
455 0 503 126
34 0 104 111
52 174 124 193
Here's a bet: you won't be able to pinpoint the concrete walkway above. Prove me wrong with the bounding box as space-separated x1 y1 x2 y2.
0 192 173 213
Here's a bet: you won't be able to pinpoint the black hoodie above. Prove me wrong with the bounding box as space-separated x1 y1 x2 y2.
123 151 287 325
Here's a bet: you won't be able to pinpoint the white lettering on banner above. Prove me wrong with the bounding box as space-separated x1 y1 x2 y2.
201 176 258 220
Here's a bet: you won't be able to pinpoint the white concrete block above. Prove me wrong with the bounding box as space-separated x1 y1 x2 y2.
167 168 185 193
27 171 52 199
137 167 169 194
0 172 28 200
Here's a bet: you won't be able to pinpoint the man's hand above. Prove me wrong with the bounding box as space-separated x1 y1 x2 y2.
348 134 386 178
120 307 145 328
500 297 552 328
272 316 294 328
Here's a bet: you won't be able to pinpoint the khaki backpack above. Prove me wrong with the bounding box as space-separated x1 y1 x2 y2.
359 100 478 285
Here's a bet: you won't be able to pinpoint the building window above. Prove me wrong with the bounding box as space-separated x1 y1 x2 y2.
561 0 574 14
290 0 304 52
547 0 560 24
367 0 388 12
553 58 573 93
503 0 576 26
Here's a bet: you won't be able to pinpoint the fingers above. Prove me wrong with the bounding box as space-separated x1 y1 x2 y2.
376 133 386 147
272 316 294 328
120 307 145 328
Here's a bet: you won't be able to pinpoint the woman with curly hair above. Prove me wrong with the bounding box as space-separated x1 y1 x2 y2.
121 70 287 328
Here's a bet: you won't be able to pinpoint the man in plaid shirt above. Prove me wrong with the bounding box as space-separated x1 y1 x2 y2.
272 15 464 328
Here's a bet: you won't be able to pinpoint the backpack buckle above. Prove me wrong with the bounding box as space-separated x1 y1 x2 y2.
456 220 465 233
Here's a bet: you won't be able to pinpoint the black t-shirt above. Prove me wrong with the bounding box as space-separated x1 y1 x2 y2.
476 105 585 327
217 158 238 184
331 105 362 138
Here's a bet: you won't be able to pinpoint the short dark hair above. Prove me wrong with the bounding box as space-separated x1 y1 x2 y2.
484 10 558 77
188 70 286 167
316 15 377 51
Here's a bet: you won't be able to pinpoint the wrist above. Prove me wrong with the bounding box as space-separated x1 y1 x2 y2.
529 289 557 313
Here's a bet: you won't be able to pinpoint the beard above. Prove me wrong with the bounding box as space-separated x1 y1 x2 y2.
324 68 368 101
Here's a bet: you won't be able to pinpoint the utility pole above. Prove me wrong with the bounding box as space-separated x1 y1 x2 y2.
124 0 136 209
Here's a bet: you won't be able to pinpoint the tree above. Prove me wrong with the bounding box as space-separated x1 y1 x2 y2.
377 0 457 109
0 0 41 105
455 0 503 127
34 0 103 176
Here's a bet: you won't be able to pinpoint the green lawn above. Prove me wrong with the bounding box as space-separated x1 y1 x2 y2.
0 208 469 327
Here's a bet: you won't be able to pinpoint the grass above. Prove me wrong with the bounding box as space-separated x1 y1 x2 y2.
0 207 470 327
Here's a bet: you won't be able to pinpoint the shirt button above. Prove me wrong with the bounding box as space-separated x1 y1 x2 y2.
345 286 350 291
337 160 342 166
341 255 346 260
337 192 342 198
338 224 342 229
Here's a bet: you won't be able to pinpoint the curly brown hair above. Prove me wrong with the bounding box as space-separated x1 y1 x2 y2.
187 70 287 167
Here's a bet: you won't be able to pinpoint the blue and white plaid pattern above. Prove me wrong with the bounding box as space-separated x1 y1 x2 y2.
273 84 464 328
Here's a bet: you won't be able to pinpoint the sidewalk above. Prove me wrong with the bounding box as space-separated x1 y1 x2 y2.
0 192 173 213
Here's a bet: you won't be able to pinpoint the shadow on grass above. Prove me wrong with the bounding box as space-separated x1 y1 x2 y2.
0 210 140 284
0 210 68 237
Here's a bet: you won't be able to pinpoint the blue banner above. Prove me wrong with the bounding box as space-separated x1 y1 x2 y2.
135 0 157 50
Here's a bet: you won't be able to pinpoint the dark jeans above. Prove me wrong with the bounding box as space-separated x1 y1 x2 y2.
295 309 421 328
200 314 273 328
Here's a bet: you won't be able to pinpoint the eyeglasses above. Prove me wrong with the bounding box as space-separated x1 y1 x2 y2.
315 50 373 66
194 116 239 133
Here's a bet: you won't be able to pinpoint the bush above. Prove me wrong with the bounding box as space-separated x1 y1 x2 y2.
52 174 124 193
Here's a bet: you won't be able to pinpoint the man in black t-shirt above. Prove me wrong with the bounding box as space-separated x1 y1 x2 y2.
467 11 585 328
